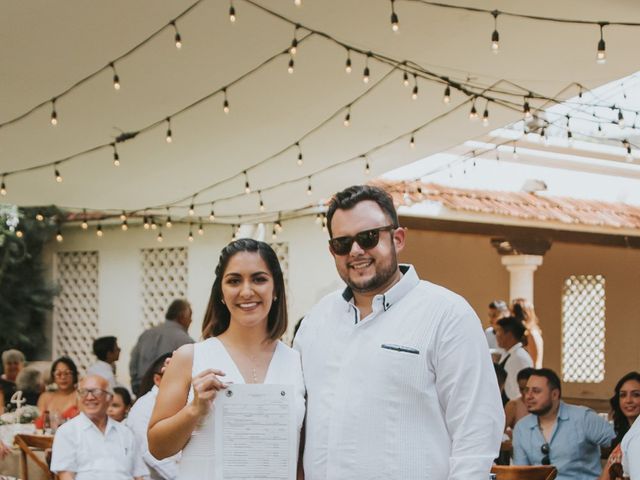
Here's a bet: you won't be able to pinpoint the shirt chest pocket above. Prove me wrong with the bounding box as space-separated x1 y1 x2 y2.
374 343 426 394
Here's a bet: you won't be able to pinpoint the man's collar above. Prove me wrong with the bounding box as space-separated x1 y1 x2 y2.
78 411 116 433
528 401 568 429
505 342 524 355
341 264 418 310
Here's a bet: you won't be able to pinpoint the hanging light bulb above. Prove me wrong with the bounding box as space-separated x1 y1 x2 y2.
244 171 251 194
307 177 312 196
469 102 478 121
275 220 283 233
390 0 399 32
54 166 63 183
198 222 205 235
596 23 607 64
157 230 163 242
112 143 120 166
345 50 352 74
618 109 625 128
272 225 278 240
411 75 418 100
165 118 173 143
189 202 195 216
120 211 127 221
232 224 238 240
443 85 451 104
166 215 172 228
491 11 500 54
229 2 236 22
288 56 295 74
363 53 371 84
259 191 265 212
410 135 415 149
523 99 532 119
188 224 194 242
365 159 370 175
482 107 490 126
315 213 322 224
294 0 302 5
110 63 121 90
290 25 299 55
36 212 45 222
81 209 89 230
402 71 409 87
171 21 182 49
0 177 6 196
15 229 24 238
151 218 158 230
223 89 230 114
322 214 328 232
56 229 63 242
343 108 351 127
121 219 128 231
296 143 303 166
143 215 150 229
96 224 103 237
50 99 58 126
209 204 215 221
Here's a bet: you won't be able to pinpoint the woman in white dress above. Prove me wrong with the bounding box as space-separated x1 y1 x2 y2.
511 298 544 369
148 239 305 478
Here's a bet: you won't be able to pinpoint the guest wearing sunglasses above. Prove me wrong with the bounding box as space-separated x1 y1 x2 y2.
294 185 504 480
513 368 615 480
51 374 147 480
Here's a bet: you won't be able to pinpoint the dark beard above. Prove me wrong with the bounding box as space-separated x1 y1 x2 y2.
529 401 553 416
347 253 398 294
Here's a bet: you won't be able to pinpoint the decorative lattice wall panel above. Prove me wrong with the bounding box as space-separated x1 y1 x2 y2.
270 242 292 342
561 274 606 383
141 247 188 329
53 251 100 374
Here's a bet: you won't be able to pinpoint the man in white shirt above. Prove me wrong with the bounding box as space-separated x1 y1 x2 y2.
496 316 534 400
622 415 640 478
51 374 146 480
485 300 509 360
86 336 121 390
126 353 179 480
294 185 504 480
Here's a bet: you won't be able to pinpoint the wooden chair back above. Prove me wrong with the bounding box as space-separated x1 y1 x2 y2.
491 465 558 480
14 433 57 480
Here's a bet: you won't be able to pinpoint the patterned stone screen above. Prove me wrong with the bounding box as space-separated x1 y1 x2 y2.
561 274 606 383
53 251 100 374
140 247 188 329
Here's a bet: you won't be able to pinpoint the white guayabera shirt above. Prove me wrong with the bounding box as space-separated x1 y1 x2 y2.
295 264 504 480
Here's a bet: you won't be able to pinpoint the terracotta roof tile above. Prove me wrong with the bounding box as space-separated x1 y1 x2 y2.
371 180 640 231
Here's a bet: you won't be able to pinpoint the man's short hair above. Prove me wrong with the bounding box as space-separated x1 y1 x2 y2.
530 368 562 397
517 367 535 382
92 336 117 362
165 299 190 321
16 366 43 394
496 316 526 342
489 300 508 313
2 349 25 365
326 185 399 237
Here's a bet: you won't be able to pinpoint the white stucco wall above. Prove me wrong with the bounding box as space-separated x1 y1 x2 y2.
47 216 342 388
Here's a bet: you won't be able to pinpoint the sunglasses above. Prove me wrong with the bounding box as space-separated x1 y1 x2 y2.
540 443 550 465
328 225 397 256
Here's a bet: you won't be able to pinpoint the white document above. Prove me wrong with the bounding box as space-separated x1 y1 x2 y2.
214 384 296 480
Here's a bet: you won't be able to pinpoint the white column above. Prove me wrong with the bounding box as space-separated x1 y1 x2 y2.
500 254 544 302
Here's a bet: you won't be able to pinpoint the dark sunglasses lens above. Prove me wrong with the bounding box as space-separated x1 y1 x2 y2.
541 456 550 465
330 237 353 255
541 444 550 455
355 229 380 249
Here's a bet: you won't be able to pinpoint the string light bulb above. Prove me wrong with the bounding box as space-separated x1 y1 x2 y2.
166 214 172 228
198 222 204 235
259 191 265 212
112 143 120 166
272 225 278 240
150 218 158 230
390 0 399 32
290 25 299 55
345 50 352 74
143 215 150 229
275 220 283 233
0 177 6 196
157 230 163 242
165 118 173 143
96 224 103 237
110 63 121 91
469 102 478 121
315 213 322 224
244 171 251 194
618 109 625 127
120 211 127 221
229 2 236 23
288 56 295 74
232 224 238 240
50 99 58 126
121 219 128 231
491 11 500 54
296 143 303 166
81 210 89 230
365 159 370 175
596 23 607 64
343 108 351 127
402 71 409 87
36 212 45 222
223 89 230 114
54 165 63 183
171 21 182 49
443 85 451 104
512 144 519 160
411 75 419 100
482 107 490 126
410 135 415 149
188 224 194 242
56 230 63 242
15 229 23 238
189 202 195 216
523 99 532 119
363 53 371 84
209 204 215 221
307 177 312 196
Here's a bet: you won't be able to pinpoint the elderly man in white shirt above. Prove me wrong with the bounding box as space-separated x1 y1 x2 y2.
294 185 504 480
51 374 146 480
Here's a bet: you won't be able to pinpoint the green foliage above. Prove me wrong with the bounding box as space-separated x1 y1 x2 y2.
0 206 61 359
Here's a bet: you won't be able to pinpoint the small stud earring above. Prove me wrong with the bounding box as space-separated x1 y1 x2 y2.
273 297 278 302
221 299 226 305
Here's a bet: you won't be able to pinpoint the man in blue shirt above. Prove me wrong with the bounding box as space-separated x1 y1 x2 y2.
513 368 614 480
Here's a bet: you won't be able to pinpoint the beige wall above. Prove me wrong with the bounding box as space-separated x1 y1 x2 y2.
401 227 640 400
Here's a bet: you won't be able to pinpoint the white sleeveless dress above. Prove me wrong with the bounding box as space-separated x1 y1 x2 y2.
178 337 306 479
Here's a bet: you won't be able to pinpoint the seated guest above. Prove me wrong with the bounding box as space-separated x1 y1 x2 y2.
513 368 615 480
505 367 535 435
600 371 640 480
0 349 25 413
87 336 121 390
16 365 46 406
108 386 132 422
496 316 533 400
37 357 80 426
51 374 146 480
126 353 179 480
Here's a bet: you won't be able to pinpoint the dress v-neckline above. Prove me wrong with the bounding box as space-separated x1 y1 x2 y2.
212 337 280 385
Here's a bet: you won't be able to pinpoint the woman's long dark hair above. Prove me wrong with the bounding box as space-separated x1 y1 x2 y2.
610 371 640 447
201 239 288 341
